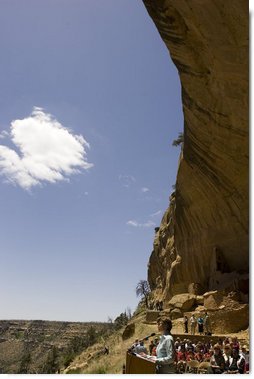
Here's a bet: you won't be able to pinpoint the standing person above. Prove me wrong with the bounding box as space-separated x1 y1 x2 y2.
204 312 211 335
151 318 176 373
190 314 196 335
183 316 188 334
197 315 204 335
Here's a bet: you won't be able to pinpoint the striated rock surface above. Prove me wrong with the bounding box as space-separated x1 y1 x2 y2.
143 0 248 304
145 310 160 324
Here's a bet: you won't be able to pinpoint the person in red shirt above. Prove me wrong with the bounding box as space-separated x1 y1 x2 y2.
186 350 195 361
195 351 203 362
194 344 204 362
176 345 187 373
149 340 155 355
177 346 186 361
151 338 159 356
203 349 213 362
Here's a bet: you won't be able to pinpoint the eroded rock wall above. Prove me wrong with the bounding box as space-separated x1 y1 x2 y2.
144 0 248 301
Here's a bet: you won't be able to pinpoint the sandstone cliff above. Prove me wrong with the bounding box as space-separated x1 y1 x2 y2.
143 0 248 302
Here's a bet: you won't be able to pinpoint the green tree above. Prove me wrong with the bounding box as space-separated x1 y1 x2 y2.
113 312 128 329
18 351 31 374
62 352 76 369
172 132 184 147
42 346 59 374
86 326 97 345
135 280 151 309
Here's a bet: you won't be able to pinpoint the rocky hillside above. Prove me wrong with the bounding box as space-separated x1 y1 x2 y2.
143 0 248 304
0 320 110 374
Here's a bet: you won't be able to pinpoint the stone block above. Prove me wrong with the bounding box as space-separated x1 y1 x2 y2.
168 293 196 312
203 290 224 310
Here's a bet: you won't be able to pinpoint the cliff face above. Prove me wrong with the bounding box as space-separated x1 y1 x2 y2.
144 0 248 301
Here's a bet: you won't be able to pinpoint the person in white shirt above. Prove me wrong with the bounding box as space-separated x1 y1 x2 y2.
190 314 197 335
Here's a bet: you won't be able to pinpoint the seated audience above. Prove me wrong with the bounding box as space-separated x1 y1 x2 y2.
151 338 159 356
232 337 240 352
132 332 249 374
149 340 155 355
186 350 195 361
203 349 213 362
240 345 249 373
134 340 148 355
223 344 232 371
228 348 245 374
208 344 225 374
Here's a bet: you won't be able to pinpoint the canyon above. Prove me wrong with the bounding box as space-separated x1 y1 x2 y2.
0 320 109 373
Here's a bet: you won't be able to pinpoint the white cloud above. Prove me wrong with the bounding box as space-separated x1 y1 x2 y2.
141 187 149 193
126 220 138 227
118 174 136 188
142 220 156 228
0 107 93 190
0 130 9 139
150 210 162 217
126 219 156 228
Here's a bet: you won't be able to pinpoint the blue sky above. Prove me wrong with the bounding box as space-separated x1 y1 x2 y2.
0 0 183 322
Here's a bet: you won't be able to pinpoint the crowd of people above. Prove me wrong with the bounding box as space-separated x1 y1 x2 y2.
173 336 249 374
130 331 249 374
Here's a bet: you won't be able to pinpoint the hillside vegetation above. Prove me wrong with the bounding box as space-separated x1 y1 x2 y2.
0 320 111 374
